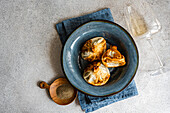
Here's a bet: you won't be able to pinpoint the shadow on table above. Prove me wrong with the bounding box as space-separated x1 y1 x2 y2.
37 27 64 100
49 32 64 82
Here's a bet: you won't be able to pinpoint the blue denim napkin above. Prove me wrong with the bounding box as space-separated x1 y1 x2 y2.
56 8 138 113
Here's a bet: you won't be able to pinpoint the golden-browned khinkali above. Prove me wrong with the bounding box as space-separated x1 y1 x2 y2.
101 46 126 67
81 37 106 62
83 62 110 86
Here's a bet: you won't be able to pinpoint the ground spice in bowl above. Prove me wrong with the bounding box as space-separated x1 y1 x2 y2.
56 84 74 99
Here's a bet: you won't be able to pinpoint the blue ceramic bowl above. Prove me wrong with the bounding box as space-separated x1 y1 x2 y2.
62 20 138 96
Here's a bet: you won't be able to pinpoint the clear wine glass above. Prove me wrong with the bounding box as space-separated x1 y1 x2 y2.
124 0 170 76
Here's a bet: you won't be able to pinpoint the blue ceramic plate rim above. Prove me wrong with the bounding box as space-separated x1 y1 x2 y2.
62 20 139 97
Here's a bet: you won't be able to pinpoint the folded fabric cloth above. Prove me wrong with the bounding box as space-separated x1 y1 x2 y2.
78 80 138 113
56 8 138 113
56 8 114 45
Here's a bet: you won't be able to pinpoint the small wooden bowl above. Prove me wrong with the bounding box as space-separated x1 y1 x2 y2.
39 78 77 105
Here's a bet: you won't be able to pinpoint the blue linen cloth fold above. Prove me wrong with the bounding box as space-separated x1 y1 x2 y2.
56 8 138 113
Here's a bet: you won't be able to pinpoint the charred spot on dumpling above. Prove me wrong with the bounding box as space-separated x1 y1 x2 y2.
83 62 110 86
81 37 106 62
101 46 126 67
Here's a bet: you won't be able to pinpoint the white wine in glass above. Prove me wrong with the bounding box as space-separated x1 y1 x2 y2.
124 0 169 76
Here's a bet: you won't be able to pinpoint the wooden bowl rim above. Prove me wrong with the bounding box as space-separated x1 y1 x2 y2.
49 77 77 105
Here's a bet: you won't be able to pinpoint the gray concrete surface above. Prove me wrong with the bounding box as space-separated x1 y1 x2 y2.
0 0 170 113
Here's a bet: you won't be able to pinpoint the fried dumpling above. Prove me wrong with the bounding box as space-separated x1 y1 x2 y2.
81 37 106 62
101 46 126 67
83 62 110 86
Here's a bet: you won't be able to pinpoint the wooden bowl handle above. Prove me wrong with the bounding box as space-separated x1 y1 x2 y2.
39 81 50 89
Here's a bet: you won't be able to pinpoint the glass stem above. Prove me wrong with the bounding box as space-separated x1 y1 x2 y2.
147 37 164 68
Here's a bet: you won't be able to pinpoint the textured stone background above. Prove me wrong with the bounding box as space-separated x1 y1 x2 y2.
0 0 169 113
